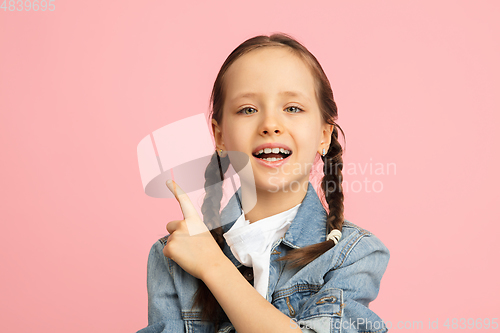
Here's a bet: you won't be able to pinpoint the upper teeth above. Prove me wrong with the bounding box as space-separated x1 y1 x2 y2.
255 148 291 155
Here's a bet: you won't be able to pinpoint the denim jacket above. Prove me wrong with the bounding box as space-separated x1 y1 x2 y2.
137 182 390 333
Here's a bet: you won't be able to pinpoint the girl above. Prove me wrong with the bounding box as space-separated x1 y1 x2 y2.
137 33 390 333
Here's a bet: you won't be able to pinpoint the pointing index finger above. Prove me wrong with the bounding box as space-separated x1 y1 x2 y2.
166 180 198 220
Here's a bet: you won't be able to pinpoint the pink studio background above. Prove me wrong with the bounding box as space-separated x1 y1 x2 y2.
1 1 499 332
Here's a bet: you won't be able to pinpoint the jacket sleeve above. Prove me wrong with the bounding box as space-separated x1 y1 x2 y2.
293 233 390 333
136 237 185 333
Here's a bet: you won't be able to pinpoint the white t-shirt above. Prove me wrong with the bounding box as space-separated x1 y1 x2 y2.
222 203 301 299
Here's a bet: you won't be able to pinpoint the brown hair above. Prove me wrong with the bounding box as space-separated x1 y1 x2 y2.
192 32 345 330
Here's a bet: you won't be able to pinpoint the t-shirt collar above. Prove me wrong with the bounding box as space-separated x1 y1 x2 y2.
220 182 327 267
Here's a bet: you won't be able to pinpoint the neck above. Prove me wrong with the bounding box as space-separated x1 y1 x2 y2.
240 180 308 224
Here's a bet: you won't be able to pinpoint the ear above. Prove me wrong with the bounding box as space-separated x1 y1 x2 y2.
318 123 334 154
211 119 225 151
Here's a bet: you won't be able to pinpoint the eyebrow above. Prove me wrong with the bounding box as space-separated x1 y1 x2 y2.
231 91 309 101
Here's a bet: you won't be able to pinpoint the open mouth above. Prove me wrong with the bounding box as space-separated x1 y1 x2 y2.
252 148 292 162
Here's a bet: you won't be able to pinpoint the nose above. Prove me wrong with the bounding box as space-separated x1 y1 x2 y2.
263 128 280 135
259 112 283 136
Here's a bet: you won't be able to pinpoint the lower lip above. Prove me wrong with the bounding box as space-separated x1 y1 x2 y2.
253 155 291 168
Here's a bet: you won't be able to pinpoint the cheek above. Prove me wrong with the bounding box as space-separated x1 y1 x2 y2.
297 127 322 157
222 130 243 151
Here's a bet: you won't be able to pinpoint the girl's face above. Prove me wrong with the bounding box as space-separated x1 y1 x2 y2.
212 46 333 193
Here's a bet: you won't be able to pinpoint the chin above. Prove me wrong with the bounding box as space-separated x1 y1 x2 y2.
254 175 305 194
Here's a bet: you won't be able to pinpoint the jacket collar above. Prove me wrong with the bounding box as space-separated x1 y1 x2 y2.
220 181 328 267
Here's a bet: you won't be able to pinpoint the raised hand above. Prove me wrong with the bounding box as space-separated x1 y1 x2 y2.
163 180 227 280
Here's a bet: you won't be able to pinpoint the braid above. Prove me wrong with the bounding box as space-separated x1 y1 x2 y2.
276 123 345 268
201 151 230 247
191 150 230 329
322 123 345 235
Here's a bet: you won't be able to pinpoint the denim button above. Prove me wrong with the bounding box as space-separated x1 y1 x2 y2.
239 266 254 281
